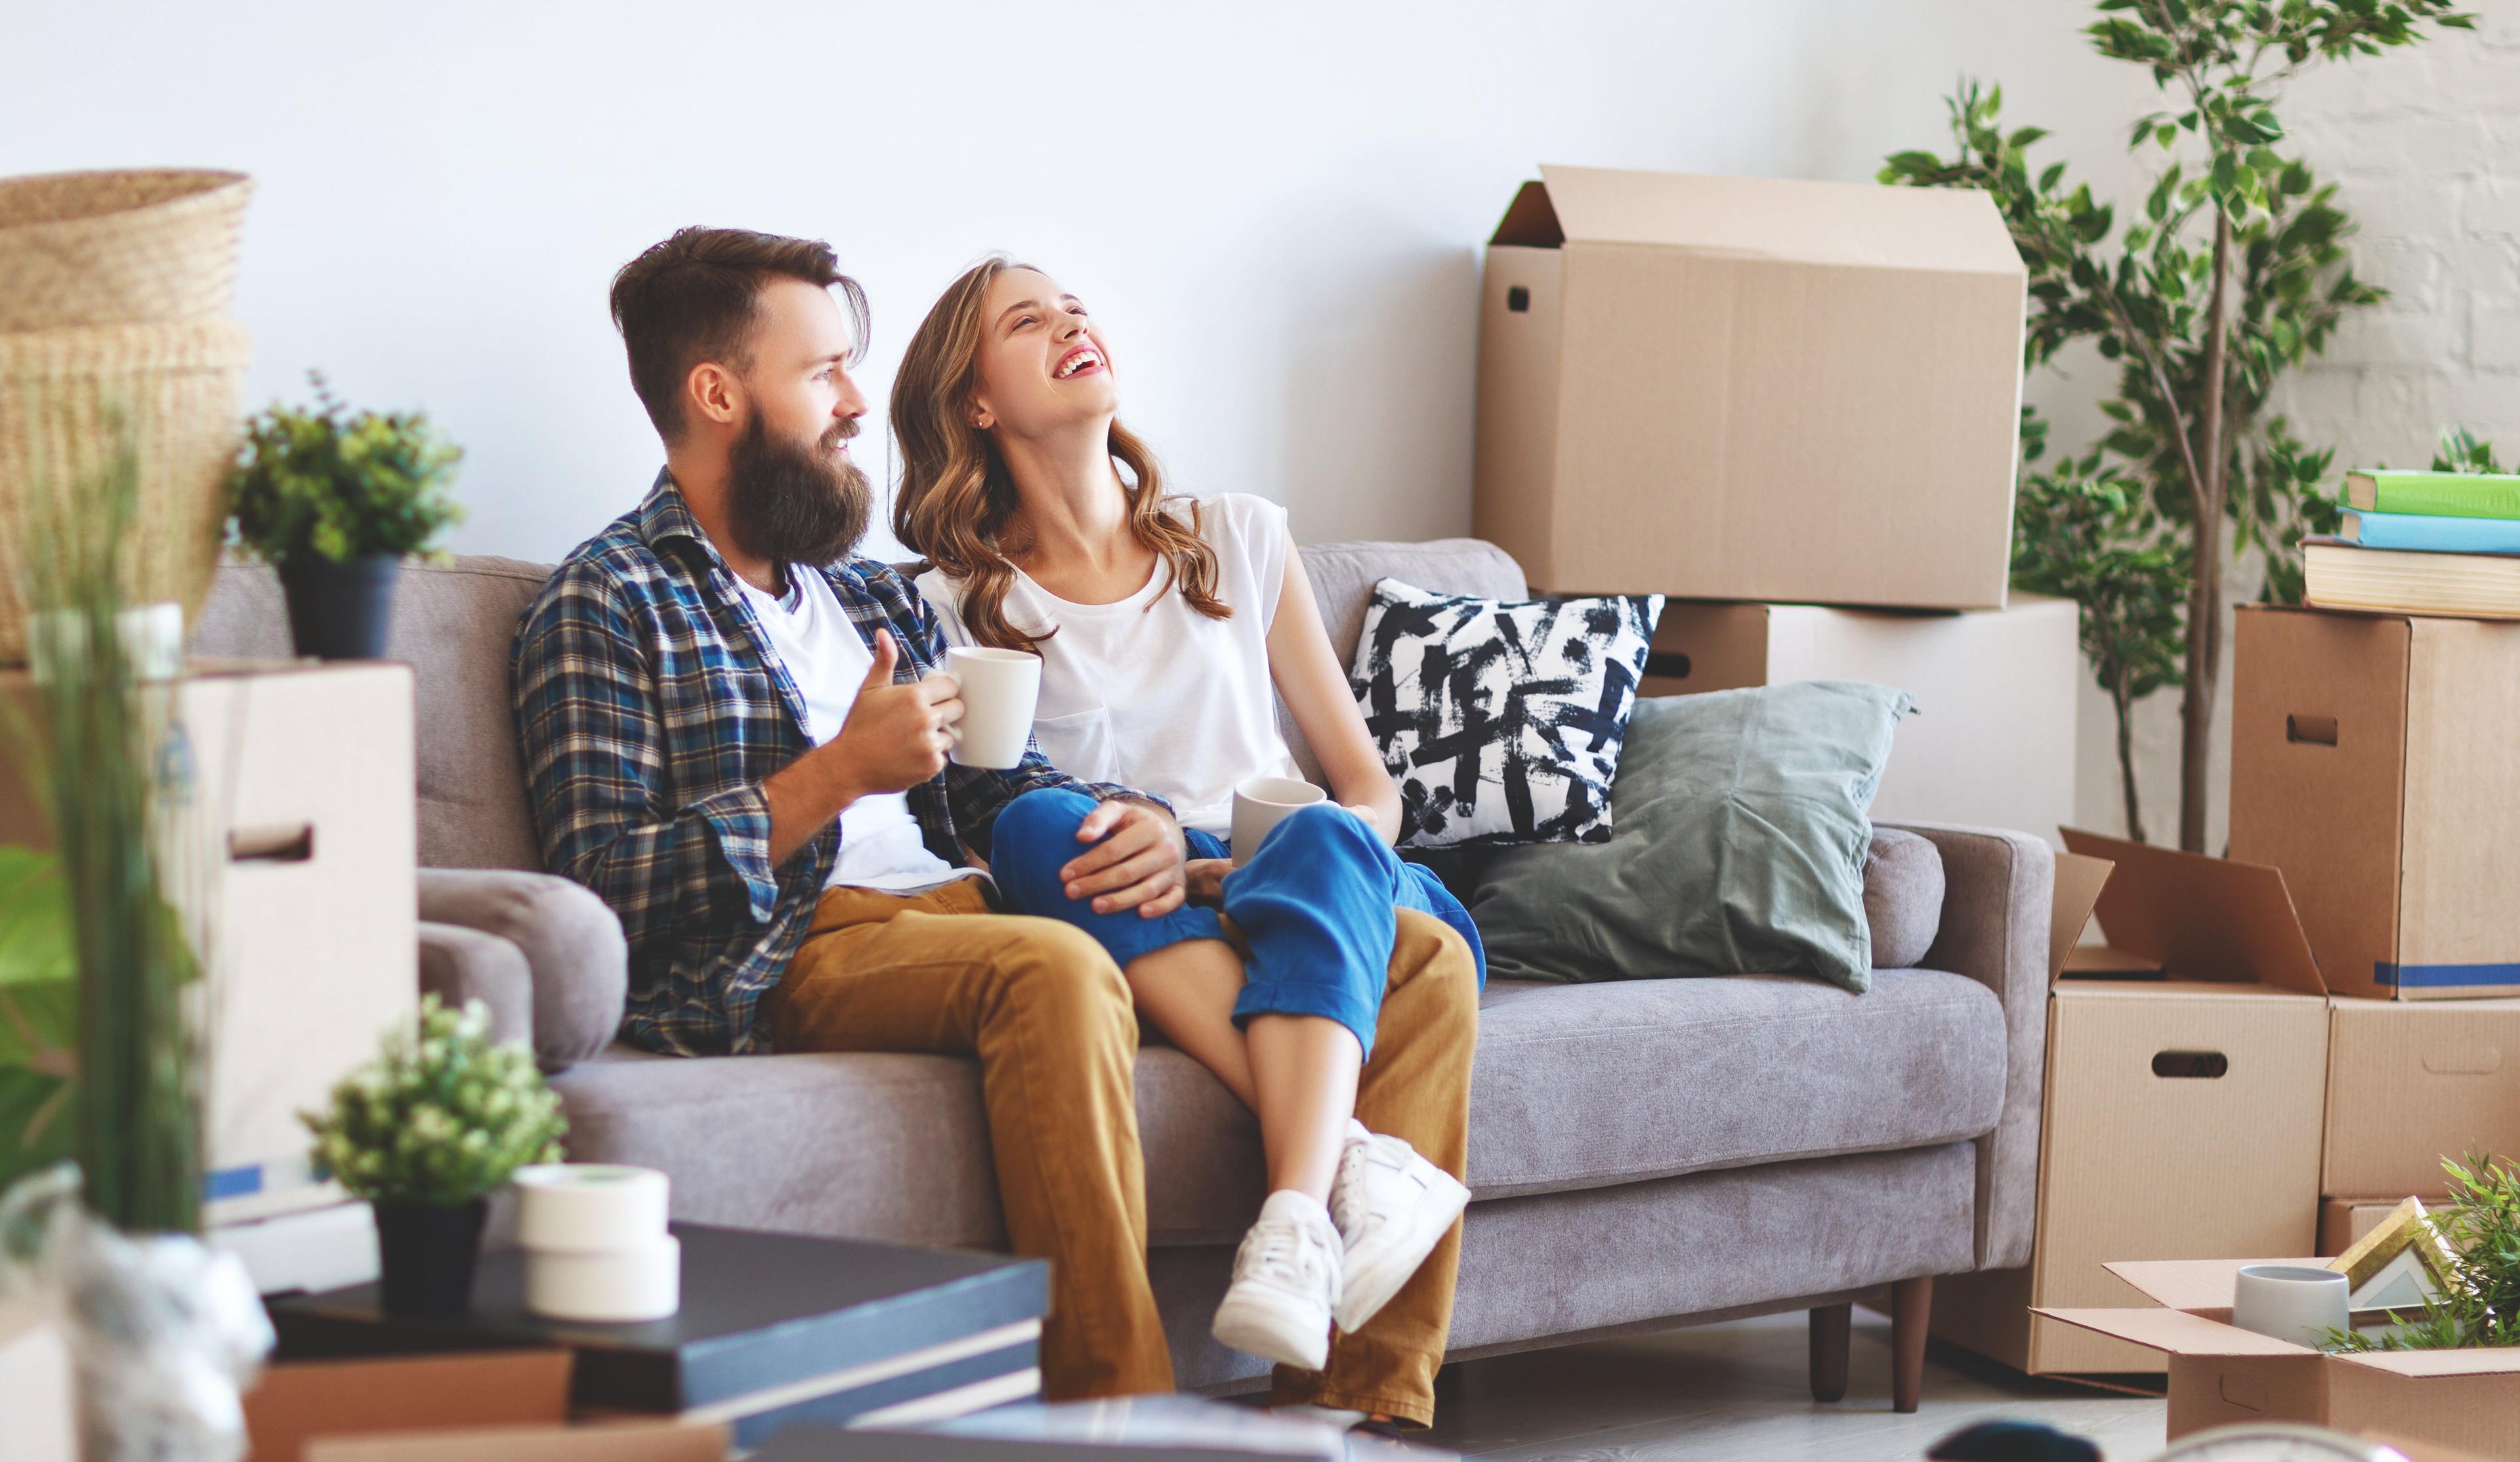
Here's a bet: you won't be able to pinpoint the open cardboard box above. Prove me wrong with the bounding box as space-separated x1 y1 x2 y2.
2042 1258 2520 1455
1934 831 2332 1375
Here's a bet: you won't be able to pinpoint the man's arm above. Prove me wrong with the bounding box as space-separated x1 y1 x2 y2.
512 570 782 946
763 627 962 865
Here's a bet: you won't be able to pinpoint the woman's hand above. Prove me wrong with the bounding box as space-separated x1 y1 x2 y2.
1058 799 1189 919
1183 858 1232 906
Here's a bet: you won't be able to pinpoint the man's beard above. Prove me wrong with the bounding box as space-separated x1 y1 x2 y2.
726 411 872 571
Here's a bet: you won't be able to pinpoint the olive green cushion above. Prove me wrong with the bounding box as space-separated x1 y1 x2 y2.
1468 681 1911 994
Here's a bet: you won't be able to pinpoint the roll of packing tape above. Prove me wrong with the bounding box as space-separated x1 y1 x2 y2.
513 1164 669 1253
524 1235 681 1322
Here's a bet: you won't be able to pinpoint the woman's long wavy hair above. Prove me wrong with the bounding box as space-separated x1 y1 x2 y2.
891 255 1228 652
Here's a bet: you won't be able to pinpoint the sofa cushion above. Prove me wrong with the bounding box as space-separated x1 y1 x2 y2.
553 968 2003 1249
1866 829 1946 969
1150 969 2001 1235
1469 682 1911 993
1349 579 1662 848
1284 539 1526 783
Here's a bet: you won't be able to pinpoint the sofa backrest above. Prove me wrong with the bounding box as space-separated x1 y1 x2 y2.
189 535 1527 871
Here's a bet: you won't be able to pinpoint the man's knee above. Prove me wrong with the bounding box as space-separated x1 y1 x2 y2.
992 915 1133 1023
1391 909 1479 1034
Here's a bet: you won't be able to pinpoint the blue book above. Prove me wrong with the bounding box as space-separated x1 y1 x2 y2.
2340 508 2520 553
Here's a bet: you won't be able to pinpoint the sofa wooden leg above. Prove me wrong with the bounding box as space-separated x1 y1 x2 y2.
1890 1275 1933 1413
1808 1303 1850 1403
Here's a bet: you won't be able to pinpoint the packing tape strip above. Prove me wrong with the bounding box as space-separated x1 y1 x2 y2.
513 1163 669 1252
524 1235 682 1322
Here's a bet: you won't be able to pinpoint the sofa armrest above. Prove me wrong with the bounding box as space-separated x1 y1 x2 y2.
1877 821 2053 1272
418 869 627 1074
418 921 534 1049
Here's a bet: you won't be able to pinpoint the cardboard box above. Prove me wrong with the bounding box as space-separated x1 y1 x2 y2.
2044 1257 2520 1455
0 661 418 1222
1934 832 2332 1375
2324 997 2520 1201
2231 605 2520 1000
0 1299 74 1462
2324 1198 2414 1257
243 1351 574 1462
1639 595 2077 840
1471 165 2026 609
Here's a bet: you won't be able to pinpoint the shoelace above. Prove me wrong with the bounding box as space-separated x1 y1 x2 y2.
1332 1137 1387 1234
1240 1214 1334 1290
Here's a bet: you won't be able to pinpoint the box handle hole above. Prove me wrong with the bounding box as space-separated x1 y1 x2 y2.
1505 285 1530 313
2152 1050 2229 1079
2286 714 2338 746
229 824 314 862
1644 652 1690 680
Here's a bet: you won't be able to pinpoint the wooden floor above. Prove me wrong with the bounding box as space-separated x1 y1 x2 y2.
1416 1310 2170 1461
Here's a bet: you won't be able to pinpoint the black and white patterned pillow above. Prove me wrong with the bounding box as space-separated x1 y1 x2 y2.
1349 579 1664 848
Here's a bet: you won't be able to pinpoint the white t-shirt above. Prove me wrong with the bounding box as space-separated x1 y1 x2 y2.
917 493 1304 839
731 569 975 894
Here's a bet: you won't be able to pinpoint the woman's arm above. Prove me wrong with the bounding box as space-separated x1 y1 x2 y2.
1266 554 1402 845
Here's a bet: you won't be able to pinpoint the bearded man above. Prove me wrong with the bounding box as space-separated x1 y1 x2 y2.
511 228 1188 1398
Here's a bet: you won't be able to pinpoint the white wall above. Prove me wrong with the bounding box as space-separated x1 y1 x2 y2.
77 0 2488 843
7 0 2143 570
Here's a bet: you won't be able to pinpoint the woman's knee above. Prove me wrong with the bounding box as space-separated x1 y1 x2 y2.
1269 801 1381 858
995 786 1098 854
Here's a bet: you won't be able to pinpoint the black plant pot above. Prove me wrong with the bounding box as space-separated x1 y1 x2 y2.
278 553 401 660
373 1198 487 1317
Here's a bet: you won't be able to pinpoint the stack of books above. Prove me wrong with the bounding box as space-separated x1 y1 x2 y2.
2304 469 2520 617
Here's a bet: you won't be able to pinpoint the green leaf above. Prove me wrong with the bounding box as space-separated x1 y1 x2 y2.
0 848 71 989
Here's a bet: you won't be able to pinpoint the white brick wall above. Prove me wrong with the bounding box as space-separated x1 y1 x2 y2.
2076 1 2520 846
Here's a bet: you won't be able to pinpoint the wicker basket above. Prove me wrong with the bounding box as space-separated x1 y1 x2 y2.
0 319 253 662
0 170 253 332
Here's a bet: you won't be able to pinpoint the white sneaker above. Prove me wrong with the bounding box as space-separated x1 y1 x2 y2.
1330 1120 1471 1334
1212 1189 1343 1370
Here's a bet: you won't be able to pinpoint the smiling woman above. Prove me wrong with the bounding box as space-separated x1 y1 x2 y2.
889 255 1226 655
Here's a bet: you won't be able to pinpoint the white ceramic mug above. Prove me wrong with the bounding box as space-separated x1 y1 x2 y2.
2231 1263 2349 1350
1230 776 1328 867
933 646 1041 770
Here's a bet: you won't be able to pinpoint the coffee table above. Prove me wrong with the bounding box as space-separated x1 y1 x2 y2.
266 1222 1047 1448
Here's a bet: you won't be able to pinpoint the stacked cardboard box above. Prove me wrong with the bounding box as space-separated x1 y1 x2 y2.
1472 165 2077 835
1933 833 2333 1375
2230 603 2520 1241
0 660 416 1226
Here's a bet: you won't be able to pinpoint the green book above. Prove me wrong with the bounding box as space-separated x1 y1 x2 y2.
2344 469 2520 520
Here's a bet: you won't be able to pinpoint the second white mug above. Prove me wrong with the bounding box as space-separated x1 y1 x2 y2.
1230 776 1328 867
935 646 1041 770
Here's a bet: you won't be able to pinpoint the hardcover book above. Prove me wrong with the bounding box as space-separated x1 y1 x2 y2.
2302 537 2520 619
2341 509 2520 554
2345 469 2520 520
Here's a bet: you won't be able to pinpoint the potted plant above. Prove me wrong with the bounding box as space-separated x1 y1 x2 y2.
304 994 566 1317
226 372 463 659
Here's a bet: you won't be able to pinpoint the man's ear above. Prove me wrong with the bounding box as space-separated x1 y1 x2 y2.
686 361 744 431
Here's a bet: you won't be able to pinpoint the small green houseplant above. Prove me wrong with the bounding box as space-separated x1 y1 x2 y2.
2327 1154 2520 1353
304 995 565 1316
226 373 463 660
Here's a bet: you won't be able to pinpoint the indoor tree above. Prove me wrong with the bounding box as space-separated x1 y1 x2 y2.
1882 0 2472 849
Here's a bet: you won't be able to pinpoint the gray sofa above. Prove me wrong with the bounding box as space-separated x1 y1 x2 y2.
192 537 2055 1413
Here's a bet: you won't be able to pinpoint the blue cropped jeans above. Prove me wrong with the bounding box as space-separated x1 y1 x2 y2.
988 787 1484 1059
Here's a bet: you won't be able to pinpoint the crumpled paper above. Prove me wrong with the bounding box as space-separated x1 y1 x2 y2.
0 1164 273 1462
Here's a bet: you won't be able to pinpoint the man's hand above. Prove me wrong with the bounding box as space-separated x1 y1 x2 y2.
1183 858 1232 906
1058 799 1188 919
824 629 963 799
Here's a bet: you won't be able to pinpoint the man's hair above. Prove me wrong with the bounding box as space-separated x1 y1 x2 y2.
608 226 870 440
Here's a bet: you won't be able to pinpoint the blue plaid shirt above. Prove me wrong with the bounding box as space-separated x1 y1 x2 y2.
512 473 1148 1056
